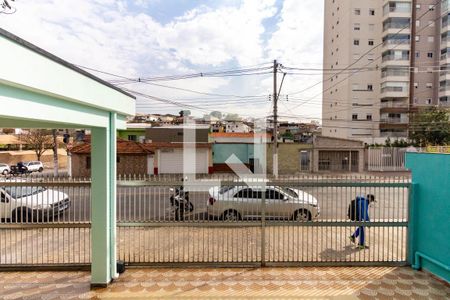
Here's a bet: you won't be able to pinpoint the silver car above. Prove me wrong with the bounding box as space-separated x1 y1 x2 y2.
207 185 320 221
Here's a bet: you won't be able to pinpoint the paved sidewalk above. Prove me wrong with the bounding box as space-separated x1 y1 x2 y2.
0 267 448 299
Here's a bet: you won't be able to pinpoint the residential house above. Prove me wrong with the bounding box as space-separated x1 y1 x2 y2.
225 121 251 133
145 125 212 174
117 123 149 143
267 135 365 174
210 132 271 172
70 139 154 177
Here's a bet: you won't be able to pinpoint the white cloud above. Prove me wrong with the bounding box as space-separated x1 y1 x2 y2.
0 0 323 120
265 0 324 121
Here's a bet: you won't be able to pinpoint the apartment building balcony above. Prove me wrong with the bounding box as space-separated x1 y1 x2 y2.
380 111 409 131
440 50 450 63
382 39 410 51
442 0 449 13
381 68 410 83
380 131 408 138
440 38 450 50
438 85 450 98
382 3 412 20
439 70 450 80
380 86 409 98
383 12 411 18
442 23 450 34
380 116 408 124
439 97 450 107
383 27 411 35
380 101 410 113
381 55 410 67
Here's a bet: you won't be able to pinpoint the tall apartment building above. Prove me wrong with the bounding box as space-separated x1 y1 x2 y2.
322 0 449 144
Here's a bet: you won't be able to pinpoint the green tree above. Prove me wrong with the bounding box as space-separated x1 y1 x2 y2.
409 107 450 146
224 113 241 121
210 111 222 119
179 110 191 117
281 132 294 140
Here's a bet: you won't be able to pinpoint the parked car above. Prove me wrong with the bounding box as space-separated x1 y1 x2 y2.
0 179 71 222
207 185 320 221
0 163 10 175
23 161 44 173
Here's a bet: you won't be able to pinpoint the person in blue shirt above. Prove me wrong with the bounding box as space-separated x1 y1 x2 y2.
350 194 375 249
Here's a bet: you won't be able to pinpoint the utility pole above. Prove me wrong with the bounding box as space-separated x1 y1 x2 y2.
408 0 417 138
272 59 278 178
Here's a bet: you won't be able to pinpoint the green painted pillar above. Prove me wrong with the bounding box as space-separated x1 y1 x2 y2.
109 113 118 279
91 126 111 286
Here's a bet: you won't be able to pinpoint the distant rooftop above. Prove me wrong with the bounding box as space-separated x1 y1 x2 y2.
125 123 152 129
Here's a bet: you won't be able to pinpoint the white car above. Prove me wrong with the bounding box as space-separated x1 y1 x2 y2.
23 161 44 173
207 185 320 221
0 179 70 222
0 163 10 175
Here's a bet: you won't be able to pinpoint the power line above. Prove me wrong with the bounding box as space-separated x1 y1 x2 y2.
78 65 271 99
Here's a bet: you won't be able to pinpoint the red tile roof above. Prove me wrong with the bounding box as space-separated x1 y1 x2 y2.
71 139 154 155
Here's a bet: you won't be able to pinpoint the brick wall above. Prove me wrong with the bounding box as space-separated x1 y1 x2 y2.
71 154 148 177
267 144 313 174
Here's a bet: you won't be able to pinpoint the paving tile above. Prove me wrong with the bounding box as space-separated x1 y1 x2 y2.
0 267 449 299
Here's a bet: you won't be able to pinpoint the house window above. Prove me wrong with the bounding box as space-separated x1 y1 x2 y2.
427 52 433 58
369 9 375 16
368 39 374 46
367 84 373 91
416 20 421 27
366 114 373 121
354 23 360 30
352 114 358 120
354 39 360 46
415 35 420 42
354 9 361 15
128 135 137 141
429 5 435 11
427 98 432 104
416 51 420 58
86 156 91 169
426 83 433 88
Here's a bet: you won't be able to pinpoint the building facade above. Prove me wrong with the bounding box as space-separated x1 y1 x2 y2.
323 0 449 144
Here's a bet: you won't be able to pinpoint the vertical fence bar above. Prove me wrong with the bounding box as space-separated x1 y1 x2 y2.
261 180 266 267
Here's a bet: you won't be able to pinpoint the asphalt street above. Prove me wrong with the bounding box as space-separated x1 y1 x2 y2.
47 185 408 223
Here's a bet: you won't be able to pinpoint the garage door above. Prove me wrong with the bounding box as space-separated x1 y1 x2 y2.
159 148 208 174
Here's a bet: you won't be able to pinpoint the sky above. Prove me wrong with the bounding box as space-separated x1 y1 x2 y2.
0 0 324 122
